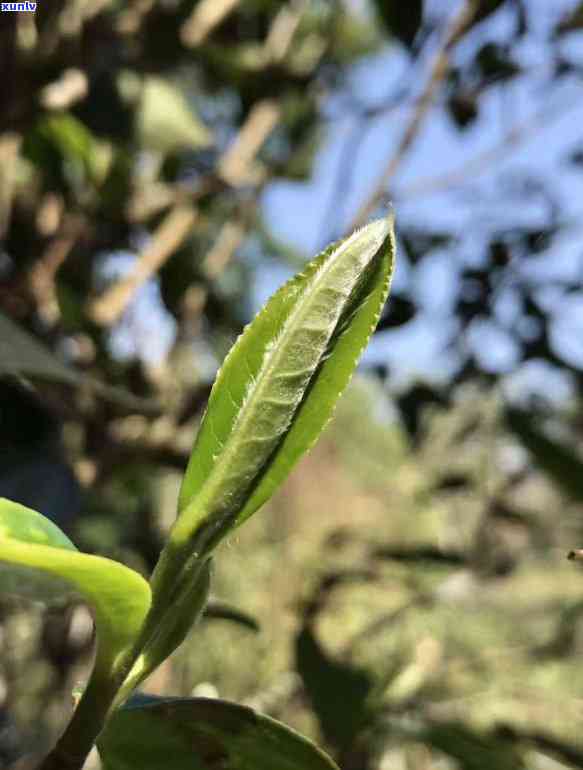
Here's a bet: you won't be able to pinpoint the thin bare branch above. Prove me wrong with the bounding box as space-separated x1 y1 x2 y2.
181 0 240 48
29 213 85 325
126 182 176 223
218 99 281 187
203 220 246 280
0 133 21 239
214 0 308 186
351 0 481 229
396 98 581 201
264 0 307 63
88 204 197 327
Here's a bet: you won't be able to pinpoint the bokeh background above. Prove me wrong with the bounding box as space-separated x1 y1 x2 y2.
2 0 583 767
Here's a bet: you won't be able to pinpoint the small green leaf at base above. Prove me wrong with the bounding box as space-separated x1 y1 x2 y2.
98 696 340 770
0 498 151 678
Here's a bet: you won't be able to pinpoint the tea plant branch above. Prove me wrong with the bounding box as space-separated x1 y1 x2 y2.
351 0 481 229
0 499 151 770
38 675 120 770
36 618 149 770
35 539 209 769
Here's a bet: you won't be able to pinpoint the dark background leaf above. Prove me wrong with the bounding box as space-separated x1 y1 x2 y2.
295 623 375 755
99 697 339 770
373 0 423 50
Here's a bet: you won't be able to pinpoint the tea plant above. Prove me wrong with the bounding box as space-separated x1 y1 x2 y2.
0 216 395 770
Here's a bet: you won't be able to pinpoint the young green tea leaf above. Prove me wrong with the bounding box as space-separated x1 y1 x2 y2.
0 498 151 678
233 218 394 529
98 696 340 770
170 216 394 558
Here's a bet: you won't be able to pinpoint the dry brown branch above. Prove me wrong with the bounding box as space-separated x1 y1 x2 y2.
184 2 303 189
29 214 85 325
351 0 481 229
40 68 88 110
181 0 240 48
264 0 307 63
218 99 281 186
0 133 21 239
127 175 226 223
88 204 197 327
36 193 63 236
126 182 175 223
203 220 246 279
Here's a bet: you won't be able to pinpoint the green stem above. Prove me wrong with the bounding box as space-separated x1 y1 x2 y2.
37 538 211 768
115 556 211 700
